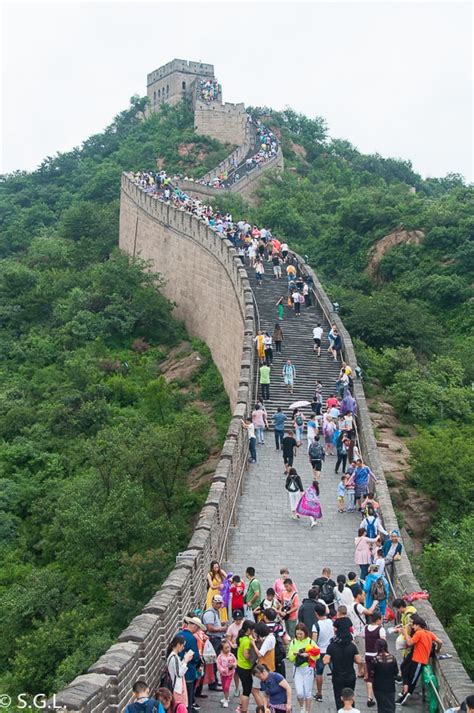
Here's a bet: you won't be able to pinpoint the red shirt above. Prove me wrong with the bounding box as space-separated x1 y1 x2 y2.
326 397 339 408
230 583 245 609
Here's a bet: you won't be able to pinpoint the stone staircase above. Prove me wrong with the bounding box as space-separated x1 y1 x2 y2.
246 267 341 425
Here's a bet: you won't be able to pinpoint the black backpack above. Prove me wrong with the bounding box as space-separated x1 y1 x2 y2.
309 442 324 461
274 634 287 664
320 580 335 604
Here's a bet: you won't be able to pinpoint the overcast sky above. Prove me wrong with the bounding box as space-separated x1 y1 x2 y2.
1 1 472 180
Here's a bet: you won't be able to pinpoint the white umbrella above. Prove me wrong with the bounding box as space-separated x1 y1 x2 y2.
289 400 311 410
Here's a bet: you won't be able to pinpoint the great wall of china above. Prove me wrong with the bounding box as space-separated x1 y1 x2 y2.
48 59 472 712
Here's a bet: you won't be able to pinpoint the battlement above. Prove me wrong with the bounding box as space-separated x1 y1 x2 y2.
147 58 214 86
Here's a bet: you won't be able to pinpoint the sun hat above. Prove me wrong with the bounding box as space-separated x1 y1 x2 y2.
183 616 206 631
212 594 224 603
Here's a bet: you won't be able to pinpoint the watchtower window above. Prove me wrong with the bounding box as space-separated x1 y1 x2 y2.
158 89 161 98
182 81 186 90
167 84 169 94
153 91 156 102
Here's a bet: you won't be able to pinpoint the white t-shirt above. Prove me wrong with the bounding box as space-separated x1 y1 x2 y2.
292 292 300 304
312 618 334 654
259 633 276 656
351 602 367 637
313 327 323 340
338 709 360 713
246 423 255 439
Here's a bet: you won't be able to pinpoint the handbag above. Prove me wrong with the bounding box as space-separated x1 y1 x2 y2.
202 639 217 664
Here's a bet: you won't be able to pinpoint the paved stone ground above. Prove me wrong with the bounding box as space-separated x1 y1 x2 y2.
198 441 426 713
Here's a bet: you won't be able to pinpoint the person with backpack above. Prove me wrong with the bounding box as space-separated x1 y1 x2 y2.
310 603 334 702
350 589 378 658
308 436 325 479
363 564 389 616
361 506 388 540
125 681 164 713
285 467 304 519
279 578 300 637
282 360 296 394
261 608 289 677
297 587 321 633
293 409 305 445
312 568 336 613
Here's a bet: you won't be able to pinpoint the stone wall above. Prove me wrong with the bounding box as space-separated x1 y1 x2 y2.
47 178 258 712
293 252 474 709
194 99 247 146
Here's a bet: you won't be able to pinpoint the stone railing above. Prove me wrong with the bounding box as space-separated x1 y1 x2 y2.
48 179 258 712
293 252 474 708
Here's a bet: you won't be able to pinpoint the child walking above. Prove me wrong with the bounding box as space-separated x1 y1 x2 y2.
337 475 347 513
216 639 237 708
338 688 361 713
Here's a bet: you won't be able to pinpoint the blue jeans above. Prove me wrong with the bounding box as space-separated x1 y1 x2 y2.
255 426 264 444
275 429 284 450
360 563 369 580
249 437 257 462
295 425 304 443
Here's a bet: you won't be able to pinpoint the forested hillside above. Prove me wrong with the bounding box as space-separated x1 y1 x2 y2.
0 99 231 695
216 108 474 674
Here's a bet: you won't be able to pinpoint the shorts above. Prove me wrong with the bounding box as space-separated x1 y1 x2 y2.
365 655 376 682
237 667 253 696
316 657 326 676
310 459 322 472
283 453 294 466
313 338 321 346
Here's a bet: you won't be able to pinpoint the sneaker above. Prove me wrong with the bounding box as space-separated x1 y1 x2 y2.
314 694 322 702
396 692 411 705
223 702 229 709
310 517 316 528
367 699 376 707
192 705 200 711
220 699 226 705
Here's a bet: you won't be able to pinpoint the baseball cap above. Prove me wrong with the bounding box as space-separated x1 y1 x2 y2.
212 594 224 603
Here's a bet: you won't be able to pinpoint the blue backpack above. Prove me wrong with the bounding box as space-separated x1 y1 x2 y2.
366 516 377 539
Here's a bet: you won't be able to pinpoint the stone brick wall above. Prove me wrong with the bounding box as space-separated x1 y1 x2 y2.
293 252 474 708
194 99 247 146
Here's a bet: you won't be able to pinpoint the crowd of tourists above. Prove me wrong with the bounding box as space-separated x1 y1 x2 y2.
124 560 452 713
198 78 219 103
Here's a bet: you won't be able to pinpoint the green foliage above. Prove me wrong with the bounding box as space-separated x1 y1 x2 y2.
0 99 230 696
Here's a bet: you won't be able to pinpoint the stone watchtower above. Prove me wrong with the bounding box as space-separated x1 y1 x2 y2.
147 58 215 108
147 58 247 147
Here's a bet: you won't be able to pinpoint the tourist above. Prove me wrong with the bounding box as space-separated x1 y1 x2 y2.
236 620 261 713
383 530 403 580
276 297 285 321
335 434 350 474
287 623 316 713
261 608 289 678
285 467 304 520
216 639 237 707
258 588 282 617
206 562 228 620
252 404 267 445
282 359 296 394
361 506 388 540
334 574 354 610
273 322 284 352
203 595 228 689
282 430 298 473
312 603 335 702
255 258 265 286
350 589 377 657
244 567 262 619
259 363 271 401
272 253 282 279
369 639 399 713
293 409 305 445
251 622 277 670
323 417 336 456
242 417 257 464
177 616 206 713
225 610 244 696
312 323 323 357
338 688 360 713
156 687 186 713
253 663 292 712
354 458 377 510
292 289 302 316
297 588 321 633
364 610 386 707
308 436 325 479
323 624 364 711
280 579 300 637
254 330 266 364
296 480 323 528
273 406 287 450
273 568 295 600
337 475 347 513
397 615 442 705
230 576 245 618
354 527 380 580
125 681 163 713
263 332 273 365
166 635 194 707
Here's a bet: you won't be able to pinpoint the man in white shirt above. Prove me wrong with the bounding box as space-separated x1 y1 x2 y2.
312 603 335 702
312 324 323 356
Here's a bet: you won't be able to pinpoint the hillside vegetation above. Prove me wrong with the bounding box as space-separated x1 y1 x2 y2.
217 107 474 675
0 99 231 695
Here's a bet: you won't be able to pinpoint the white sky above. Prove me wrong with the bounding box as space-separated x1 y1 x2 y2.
1 0 473 180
